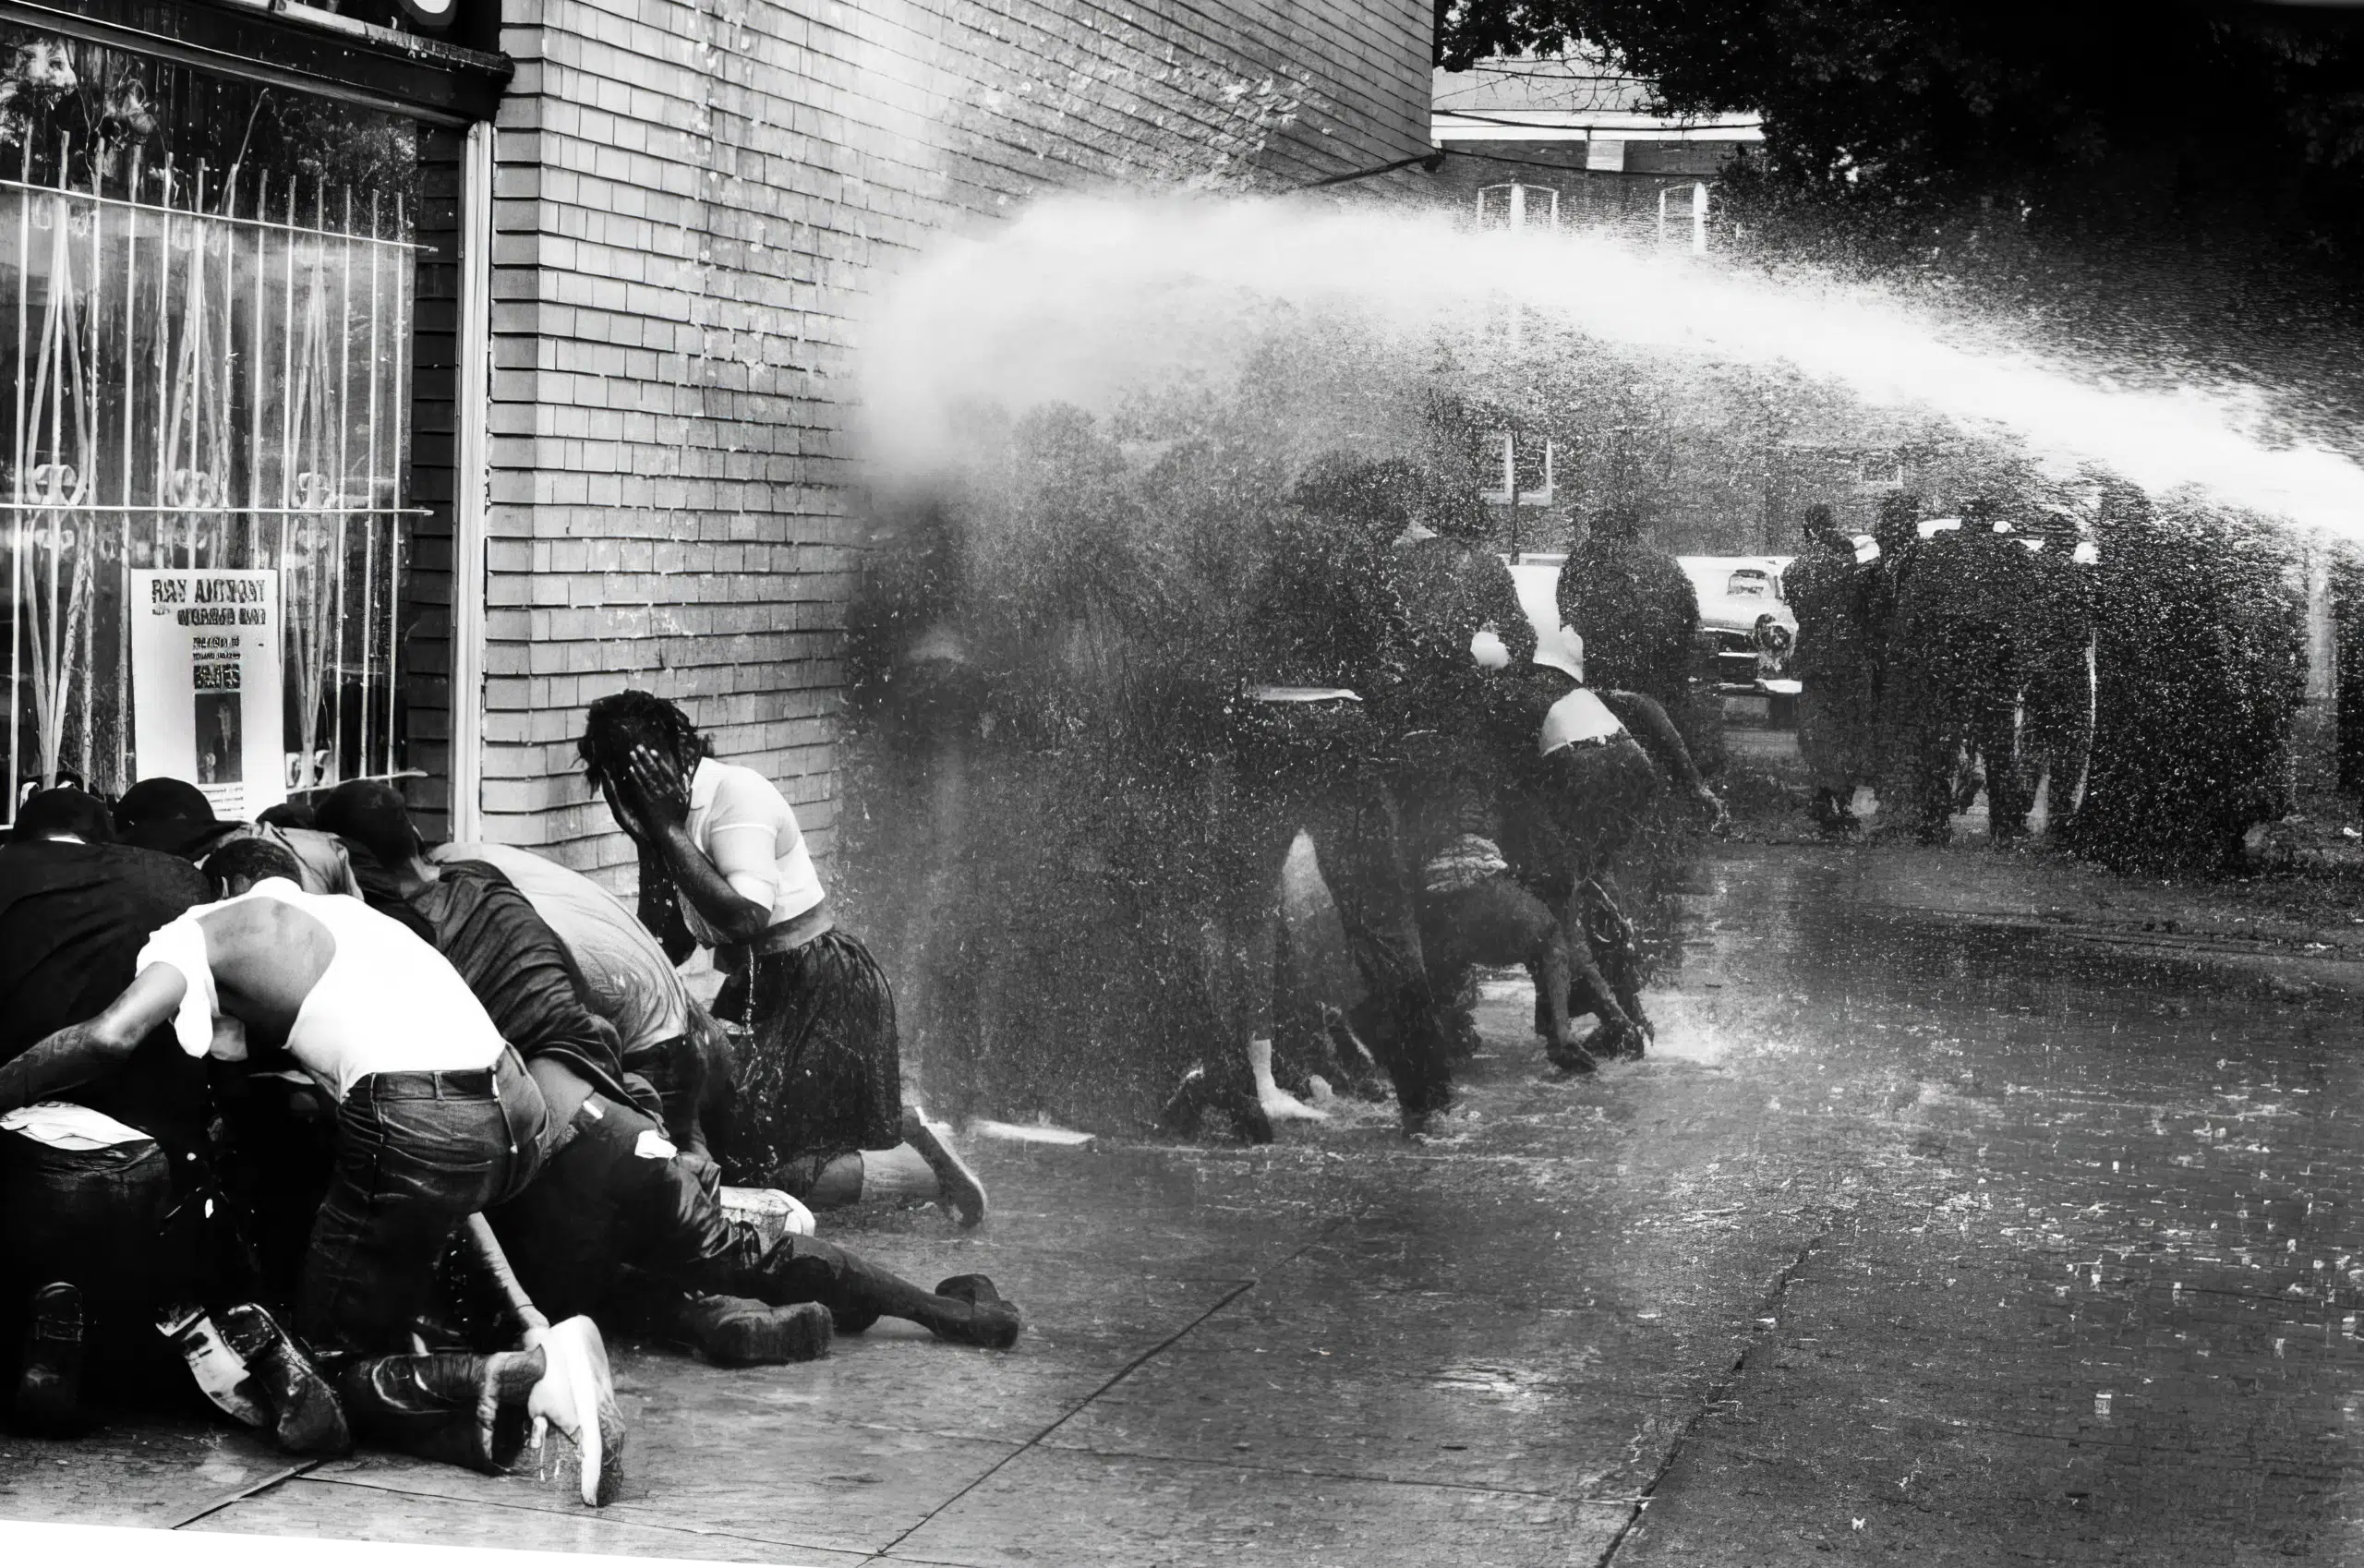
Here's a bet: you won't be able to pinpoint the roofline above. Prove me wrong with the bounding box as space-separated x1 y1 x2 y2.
1432 112 1764 144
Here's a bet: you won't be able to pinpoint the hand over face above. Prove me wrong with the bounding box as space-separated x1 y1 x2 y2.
601 776 652 844
627 745 692 830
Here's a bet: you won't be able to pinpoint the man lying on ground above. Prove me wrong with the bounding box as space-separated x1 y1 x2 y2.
317 782 1023 1361
0 837 585 1477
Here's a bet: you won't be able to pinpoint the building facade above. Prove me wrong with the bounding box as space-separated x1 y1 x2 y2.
1 0 1435 880
1431 52 1758 244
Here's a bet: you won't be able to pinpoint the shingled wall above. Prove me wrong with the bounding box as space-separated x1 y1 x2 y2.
434 0 1432 879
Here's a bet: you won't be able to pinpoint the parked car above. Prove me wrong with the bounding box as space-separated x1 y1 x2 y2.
1679 556 1797 695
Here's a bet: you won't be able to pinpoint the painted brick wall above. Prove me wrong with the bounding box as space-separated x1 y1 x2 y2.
472 0 1433 882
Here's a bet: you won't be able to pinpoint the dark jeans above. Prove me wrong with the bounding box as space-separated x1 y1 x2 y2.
489 1086 735 1326
0 1126 207 1405
298 1050 548 1360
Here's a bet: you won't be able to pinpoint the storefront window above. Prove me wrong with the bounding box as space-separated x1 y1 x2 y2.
0 27 420 816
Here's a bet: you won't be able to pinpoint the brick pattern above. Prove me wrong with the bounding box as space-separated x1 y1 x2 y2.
472 0 1433 881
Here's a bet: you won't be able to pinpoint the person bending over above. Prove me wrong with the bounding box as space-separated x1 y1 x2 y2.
429 838 726 1158
579 691 986 1226
1 789 228 1435
317 783 1020 1361
0 838 581 1478
114 777 364 899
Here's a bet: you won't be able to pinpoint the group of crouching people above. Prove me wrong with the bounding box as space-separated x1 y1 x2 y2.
1057 474 1728 1144
0 694 1014 1505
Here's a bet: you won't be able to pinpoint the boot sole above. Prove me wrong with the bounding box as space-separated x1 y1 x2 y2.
516 1321 625 1507
711 1304 835 1367
220 1304 352 1457
552 1318 625 1508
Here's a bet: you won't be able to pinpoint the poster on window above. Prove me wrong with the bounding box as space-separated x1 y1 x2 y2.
130 570 287 820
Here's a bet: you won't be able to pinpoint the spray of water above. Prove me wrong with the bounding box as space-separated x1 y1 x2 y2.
861 193 2364 538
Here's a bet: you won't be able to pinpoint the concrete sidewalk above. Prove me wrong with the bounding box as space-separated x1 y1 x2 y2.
5 840 2362 1565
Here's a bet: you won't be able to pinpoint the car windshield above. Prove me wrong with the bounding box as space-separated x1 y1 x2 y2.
1727 571 1771 597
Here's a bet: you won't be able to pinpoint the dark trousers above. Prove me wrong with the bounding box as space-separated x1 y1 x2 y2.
0 1126 205 1405
1216 701 1453 1120
2020 660 2093 826
489 1087 737 1326
299 1051 548 1360
489 1086 956 1345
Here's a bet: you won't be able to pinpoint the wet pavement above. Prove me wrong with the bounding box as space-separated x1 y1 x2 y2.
6 839 2364 1565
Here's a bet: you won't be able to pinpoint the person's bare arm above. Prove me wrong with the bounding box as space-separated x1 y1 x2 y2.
0 963 190 1114
619 747 772 947
635 857 698 965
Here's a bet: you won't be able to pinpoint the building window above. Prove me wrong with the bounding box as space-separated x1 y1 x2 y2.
1480 431 1556 509
0 28 419 812
1476 182 1561 234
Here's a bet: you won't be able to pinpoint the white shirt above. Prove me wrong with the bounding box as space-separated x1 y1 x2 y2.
136 877 506 1102
437 842 691 1053
1540 687 1627 755
681 758 827 947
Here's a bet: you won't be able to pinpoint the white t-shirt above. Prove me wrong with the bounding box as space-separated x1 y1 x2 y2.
135 877 506 1103
681 758 826 947
1540 687 1627 755
436 842 691 1053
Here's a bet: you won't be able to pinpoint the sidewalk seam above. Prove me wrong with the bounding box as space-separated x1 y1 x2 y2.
864 1219 1354 1563
166 1458 324 1529
859 1275 1259 1564
1594 1228 1829 1568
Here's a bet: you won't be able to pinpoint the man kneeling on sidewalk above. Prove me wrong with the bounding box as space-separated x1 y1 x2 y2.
0 838 589 1477
318 781 1023 1364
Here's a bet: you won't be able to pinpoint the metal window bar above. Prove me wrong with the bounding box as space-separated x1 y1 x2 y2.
3 134 426 822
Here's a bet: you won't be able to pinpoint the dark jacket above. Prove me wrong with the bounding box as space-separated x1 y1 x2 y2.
0 839 213 1150
406 860 639 1108
1556 537 1699 705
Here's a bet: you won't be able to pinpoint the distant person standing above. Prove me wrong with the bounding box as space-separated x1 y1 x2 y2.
1786 506 1878 834
1554 504 1699 714
2017 510 2097 834
1889 500 2041 843
1862 492 1928 823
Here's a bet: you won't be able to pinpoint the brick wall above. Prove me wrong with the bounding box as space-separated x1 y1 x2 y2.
463 0 1432 881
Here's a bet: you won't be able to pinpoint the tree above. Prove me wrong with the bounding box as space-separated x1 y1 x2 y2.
1436 2 2364 262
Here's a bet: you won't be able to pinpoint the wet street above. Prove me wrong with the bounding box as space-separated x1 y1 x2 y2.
6 839 2364 1565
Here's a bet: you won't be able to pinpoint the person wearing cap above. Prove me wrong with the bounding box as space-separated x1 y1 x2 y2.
310 786 1021 1362
0 835 587 1477
1887 497 2042 843
1488 621 1677 1062
114 776 364 901
0 789 222 1437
